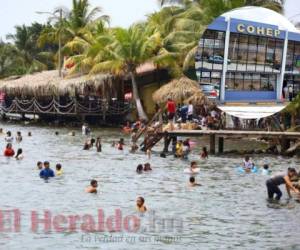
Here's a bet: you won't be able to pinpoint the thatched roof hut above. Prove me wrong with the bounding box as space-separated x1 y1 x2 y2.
152 76 204 104
0 70 114 98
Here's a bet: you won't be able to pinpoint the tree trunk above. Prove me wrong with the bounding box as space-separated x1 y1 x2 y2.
291 112 296 128
130 71 148 121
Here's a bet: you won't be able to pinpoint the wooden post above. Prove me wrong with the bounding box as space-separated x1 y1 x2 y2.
210 134 216 154
218 137 224 154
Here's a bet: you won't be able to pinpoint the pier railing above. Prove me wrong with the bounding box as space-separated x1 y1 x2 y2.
0 98 131 117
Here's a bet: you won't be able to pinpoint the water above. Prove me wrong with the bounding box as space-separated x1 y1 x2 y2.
0 122 300 250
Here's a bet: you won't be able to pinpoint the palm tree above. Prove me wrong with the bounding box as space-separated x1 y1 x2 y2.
7 23 53 73
67 24 171 120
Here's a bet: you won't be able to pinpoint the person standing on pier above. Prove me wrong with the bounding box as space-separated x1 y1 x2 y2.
166 98 176 130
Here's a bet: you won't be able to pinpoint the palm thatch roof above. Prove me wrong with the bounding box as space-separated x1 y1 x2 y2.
0 70 113 97
152 76 205 104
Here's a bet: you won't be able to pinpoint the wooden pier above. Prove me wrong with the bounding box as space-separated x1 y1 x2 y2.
158 129 300 154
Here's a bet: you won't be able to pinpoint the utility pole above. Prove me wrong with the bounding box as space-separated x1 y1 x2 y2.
36 8 64 78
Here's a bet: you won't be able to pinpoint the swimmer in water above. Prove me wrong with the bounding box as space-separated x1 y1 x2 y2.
243 156 254 172
136 197 147 212
39 161 55 179
28 132 32 137
5 131 13 143
15 148 24 160
96 137 102 152
144 163 152 171
85 180 98 193
200 147 208 159
262 164 270 175
189 176 201 187
55 131 59 136
16 131 22 143
4 143 15 157
266 168 299 201
56 163 63 176
37 161 43 170
136 164 143 174
190 161 198 173
117 138 125 150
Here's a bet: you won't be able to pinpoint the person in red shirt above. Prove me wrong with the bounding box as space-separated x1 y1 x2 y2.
166 98 176 121
4 143 15 157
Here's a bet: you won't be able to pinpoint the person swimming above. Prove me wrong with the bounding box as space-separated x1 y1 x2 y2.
85 180 98 193
28 132 32 137
136 197 147 212
5 131 13 143
16 131 22 143
243 156 254 172
56 163 63 176
189 176 201 187
15 148 24 160
144 163 152 171
136 164 143 174
266 168 299 201
39 161 55 179
190 161 199 173
96 137 102 152
117 138 125 150
262 164 270 175
200 147 208 159
37 161 43 170
4 143 15 157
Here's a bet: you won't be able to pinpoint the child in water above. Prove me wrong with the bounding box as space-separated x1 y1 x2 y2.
136 197 147 212
56 163 63 176
136 164 143 174
15 148 24 160
85 180 98 193
144 163 152 171
37 161 43 170
200 147 208 159
243 156 254 172
96 137 102 152
5 131 13 143
189 161 199 173
262 164 270 175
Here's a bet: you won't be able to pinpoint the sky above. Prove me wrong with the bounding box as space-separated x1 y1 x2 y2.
0 0 299 40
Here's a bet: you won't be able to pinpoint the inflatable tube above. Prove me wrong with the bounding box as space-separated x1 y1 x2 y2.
184 168 200 174
237 166 258 173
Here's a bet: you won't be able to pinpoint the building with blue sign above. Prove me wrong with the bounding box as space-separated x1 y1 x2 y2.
195 6 300 118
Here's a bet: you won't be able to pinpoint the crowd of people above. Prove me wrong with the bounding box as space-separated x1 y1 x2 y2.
2 119 300 217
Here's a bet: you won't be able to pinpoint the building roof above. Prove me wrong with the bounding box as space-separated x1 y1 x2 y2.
222 6 299 33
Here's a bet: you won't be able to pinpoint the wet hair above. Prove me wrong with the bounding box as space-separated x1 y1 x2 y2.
17 131 21 136
144 163 151 171
245 156 250 161
136 164 143 173
91 179 97 186
190 176 195 183
90 138 96 144
56 163 62 170
191 161 197 167
203 147 208 153
15 148 22 158
28 132 32 136
55 131 59 135
6 143 12 148
137 196 145 204
288 167 297 175
263 164 269 170
6 131 11 136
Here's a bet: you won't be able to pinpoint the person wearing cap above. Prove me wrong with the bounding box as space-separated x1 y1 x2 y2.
39 161 55 179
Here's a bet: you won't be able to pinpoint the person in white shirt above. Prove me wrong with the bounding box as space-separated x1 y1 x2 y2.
187 101 194 121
